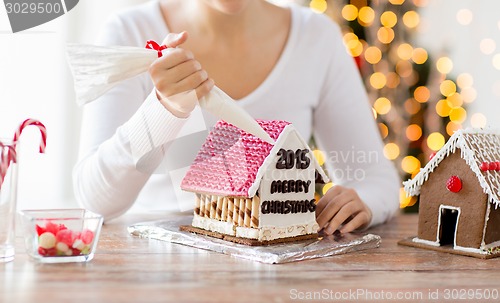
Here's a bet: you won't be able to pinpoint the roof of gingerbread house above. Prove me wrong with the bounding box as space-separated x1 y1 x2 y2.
403 128 500 207
181 119 329 198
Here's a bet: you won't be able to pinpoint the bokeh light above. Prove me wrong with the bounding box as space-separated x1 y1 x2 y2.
449 107 467 124
379 123 389 139
322 182 334 195
400 187 417 208
446 122 461 136
377 27 395 44
370 72 387 89
396 60 413 77
427 132 445 151
446 92 463 108
406 124 422 141
374 97 392 114
480 38 496 55
309 0 327 14
312 149 326 166
457 73 473 88
342 4 358 21
412 47 428 64
401 156 421 174
358 6 375 25
384 143 400 160
456 8 473 25
403 11 420 28
440 80 457 97
386 72 401 88
414 86 430 103
461 87 477 103
389 0 405 5
436 57 453 74
404 98 421 114
364 46 382 64
380 11 398 28
493 54 500 70
470 113 487 128
436 99 451 117
397 43 414 60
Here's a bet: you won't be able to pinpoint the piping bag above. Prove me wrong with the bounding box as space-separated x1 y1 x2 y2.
66 42 274 144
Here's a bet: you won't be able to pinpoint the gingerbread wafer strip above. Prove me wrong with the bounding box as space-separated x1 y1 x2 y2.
194 194 201 216
233 198 240 225
221 197 228 221
227 198 234 224
205 195 211 218
251 195 260 228
209 195 217 219
215 196 223 220
238 198 245 227
199 194 206 218
244 198 251 227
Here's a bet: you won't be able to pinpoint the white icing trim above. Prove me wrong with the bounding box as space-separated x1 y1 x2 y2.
192 215 235 236
403 128 500 208
437 205 461 247
191 215 318 241
412 237 440 247
454 245 488 255
481 200 491 248
235 227 259 239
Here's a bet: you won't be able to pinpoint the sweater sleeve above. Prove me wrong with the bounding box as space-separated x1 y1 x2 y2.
313 22 400 228
72 12 187 221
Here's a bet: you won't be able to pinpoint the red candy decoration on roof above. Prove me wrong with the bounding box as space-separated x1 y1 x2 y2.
480 161 500 172
429 152 437 161
446 176 462 193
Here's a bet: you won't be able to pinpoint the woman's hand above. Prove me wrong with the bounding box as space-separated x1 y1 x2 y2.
149 31 214 117
315 185 372 234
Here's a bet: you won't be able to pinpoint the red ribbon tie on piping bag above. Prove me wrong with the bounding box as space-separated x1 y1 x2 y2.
145 40 168 58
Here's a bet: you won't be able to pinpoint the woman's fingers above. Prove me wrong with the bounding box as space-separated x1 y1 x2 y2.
315 185 372 235
162 31 188 48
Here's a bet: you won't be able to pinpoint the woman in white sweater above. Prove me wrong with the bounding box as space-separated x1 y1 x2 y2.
73 0 400 234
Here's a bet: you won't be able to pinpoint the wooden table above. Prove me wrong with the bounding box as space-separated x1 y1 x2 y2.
2 213 500 303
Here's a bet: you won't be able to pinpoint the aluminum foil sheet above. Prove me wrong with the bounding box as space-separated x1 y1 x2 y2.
127 216 381 264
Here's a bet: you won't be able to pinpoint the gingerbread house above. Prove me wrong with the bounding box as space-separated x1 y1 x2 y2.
180 120 329 245
401 129 500 258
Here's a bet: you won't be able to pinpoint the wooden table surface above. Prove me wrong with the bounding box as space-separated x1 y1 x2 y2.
2 213 500 303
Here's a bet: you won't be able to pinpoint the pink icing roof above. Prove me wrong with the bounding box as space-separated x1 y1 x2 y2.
181 120 290 197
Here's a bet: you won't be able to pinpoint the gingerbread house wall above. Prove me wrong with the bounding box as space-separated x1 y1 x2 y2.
485 206 500 245
418 149 488 249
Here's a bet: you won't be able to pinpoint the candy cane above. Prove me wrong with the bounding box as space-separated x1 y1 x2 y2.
13 119 47 153
0 143 16 189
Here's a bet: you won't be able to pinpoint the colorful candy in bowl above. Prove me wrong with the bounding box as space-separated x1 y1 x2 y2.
19 209 103 263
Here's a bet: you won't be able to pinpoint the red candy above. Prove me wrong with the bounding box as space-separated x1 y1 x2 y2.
489 162 498 171
446 176 462 193
56 229 75 246
36 221 95 257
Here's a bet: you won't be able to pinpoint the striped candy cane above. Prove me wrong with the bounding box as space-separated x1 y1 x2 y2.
0 142 17 189
13 119 47 153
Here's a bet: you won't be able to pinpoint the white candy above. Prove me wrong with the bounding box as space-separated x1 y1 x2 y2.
56 242 69 253
72 239 85 250
39 232 56 249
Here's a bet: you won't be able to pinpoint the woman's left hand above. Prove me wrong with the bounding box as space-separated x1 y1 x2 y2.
315 185 372 235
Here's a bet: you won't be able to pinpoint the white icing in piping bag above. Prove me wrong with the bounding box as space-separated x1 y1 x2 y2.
200 86 275 144
66 43 274 144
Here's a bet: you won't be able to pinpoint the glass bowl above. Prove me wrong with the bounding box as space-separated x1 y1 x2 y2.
18 209 103 263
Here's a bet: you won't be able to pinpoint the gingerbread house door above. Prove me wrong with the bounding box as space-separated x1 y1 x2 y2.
438 205 460 246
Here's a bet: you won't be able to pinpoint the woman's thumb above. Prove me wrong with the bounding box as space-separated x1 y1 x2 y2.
162 31 188 48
